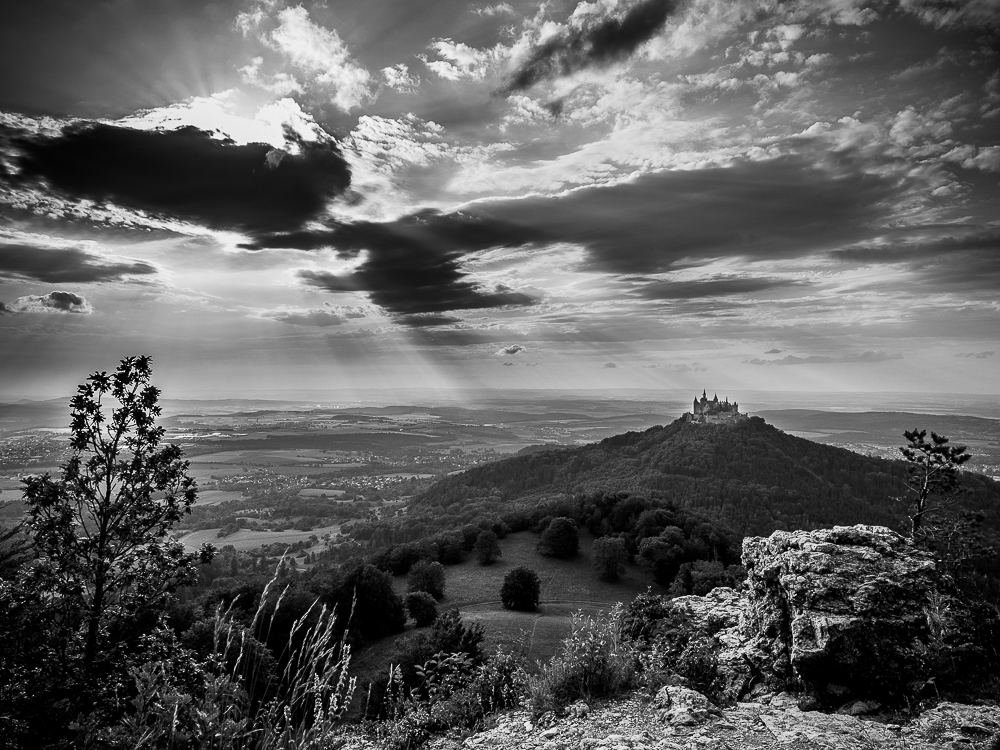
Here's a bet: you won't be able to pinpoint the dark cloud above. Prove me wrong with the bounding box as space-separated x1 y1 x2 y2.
835 230 1000 294
502 0 678 94
634 276 804 300
5 290 92 314
0 242 156 283
271 156 902 313
262 210 541 315
502 361 515 366
765 348 783 354
5 123 351 236
744 350 904 366
497 344 525 355
956 351 995 359
603 361 618 368
0 301 13 315
479 157 906 275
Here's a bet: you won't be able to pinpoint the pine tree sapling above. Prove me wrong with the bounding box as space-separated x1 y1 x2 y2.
501 567 541 611
21 355 214 671
897 429 971 538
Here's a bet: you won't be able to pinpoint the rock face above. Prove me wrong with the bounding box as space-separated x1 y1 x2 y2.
668 525 1000 707
742 525 998 705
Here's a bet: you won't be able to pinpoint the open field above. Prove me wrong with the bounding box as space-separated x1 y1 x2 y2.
349 529 661 688
178 524 340 552
298 488 346 498
196 489 244 506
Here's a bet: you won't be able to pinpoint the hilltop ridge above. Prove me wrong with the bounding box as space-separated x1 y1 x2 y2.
416 415 1000 538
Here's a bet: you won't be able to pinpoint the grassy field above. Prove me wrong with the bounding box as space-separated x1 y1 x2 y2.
178 524 341 552
350 529 661 688
298 488 346 498
196 489 245 505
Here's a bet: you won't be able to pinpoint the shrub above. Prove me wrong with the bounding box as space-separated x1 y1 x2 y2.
537 517 579 558
406 592 438 627
592 536 627 581
474 530 502 565
621 589 674 643
528 604 637 716
407 559 446 601
501 567 541 611
378 649 526 750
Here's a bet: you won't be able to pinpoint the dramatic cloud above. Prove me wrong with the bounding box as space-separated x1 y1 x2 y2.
253 210 542 314
239 4 373 111
497 344 525 355
0 242 156 283
956 351 995 359
5 291 92 314
5 123 351 237
502 0 678 93
476 157 907 274
745 351 904 366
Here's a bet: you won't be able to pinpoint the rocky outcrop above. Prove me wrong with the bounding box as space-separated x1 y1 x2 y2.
341 691 1000 750
665 525 1000 707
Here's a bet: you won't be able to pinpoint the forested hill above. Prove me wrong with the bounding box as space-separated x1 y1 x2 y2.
415 416 1000 537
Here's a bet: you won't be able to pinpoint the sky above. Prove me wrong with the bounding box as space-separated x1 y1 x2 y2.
0 0 998 399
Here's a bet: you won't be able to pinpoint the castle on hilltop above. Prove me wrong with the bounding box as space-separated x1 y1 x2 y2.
686 390 745 424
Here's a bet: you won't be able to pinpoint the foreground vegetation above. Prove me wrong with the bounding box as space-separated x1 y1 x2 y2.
1 356 998 749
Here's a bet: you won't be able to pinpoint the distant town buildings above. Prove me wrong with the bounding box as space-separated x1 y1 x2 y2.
686 390 745 424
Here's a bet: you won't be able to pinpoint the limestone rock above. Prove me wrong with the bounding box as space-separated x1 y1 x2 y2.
741 525 1000 705
653 686 721 725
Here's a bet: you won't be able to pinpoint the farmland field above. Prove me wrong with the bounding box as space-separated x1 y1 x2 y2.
196 489 244 505
178 524 340 552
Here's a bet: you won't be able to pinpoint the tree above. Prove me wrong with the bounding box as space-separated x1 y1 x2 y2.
474 529 502 565
405 591 438 627
501 566 541 611
407 558 446 600
537 516 579 558
592 536 627 582
21 355 213 671
897 429 971 538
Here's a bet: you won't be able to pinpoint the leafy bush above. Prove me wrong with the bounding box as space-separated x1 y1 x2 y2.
501 567 541 611
528 604 637 716
407 559 446 601
406 592 438 627
537 517 578 558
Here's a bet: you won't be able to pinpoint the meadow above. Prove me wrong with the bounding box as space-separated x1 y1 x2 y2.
349 528 660 686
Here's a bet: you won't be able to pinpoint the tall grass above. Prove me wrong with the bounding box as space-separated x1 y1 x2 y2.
220 570 358 749
114 567 357 750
